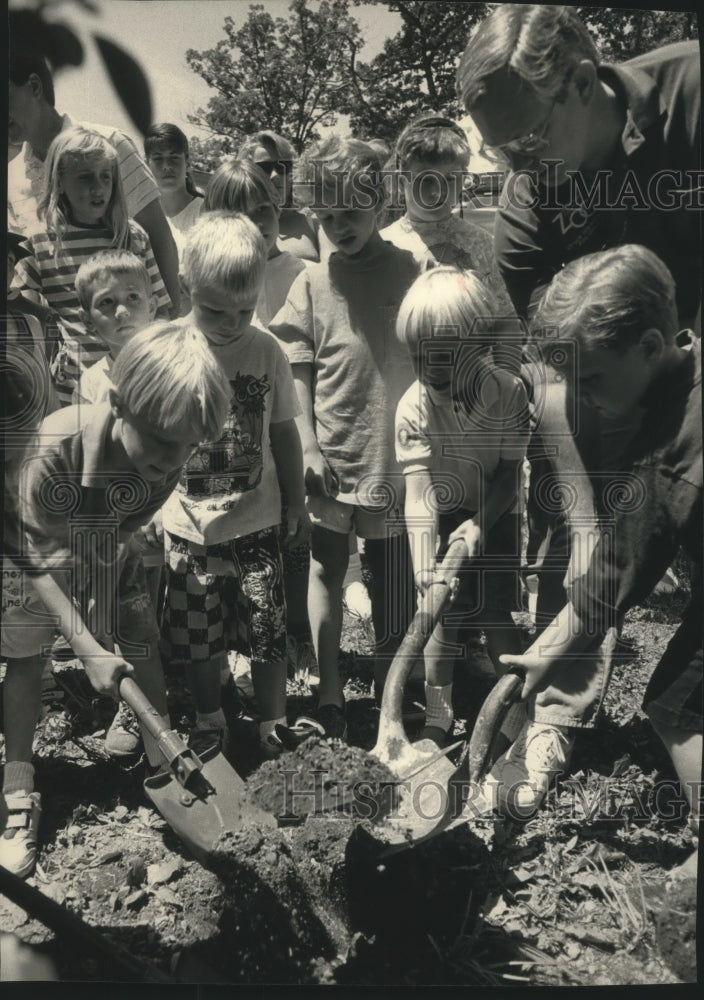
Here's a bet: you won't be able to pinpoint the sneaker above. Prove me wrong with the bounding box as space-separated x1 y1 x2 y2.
0 791 41 878
259 732 285 760
104 702 142 758
189 724 230 760
286 635 319 686
292 700 347 742
482 721 574 819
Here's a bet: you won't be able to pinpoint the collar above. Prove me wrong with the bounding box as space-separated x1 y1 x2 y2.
598 61 667 158
639 331 698 413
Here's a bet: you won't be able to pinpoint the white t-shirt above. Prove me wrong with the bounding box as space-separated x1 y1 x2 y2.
166 196 204 256
162 324 300 545
255 252 307 329
73 355 113 406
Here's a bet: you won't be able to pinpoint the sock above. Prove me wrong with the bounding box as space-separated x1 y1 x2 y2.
500 701 528 743
196 709 227 730
3 761 35 796
141 714 172 768
424 683 453 732
259 716 287 740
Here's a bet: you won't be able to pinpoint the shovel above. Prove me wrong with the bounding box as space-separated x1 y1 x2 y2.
356 539 524 857
119 677 275 866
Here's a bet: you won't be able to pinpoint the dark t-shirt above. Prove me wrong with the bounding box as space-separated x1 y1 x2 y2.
571 337 702 634
495 41 701 323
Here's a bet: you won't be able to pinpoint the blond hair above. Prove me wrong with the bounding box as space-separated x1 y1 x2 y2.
75 249 151 310
396 266 498 362
111 320 231 441
181 212 266 299
296 135 387 211
39 125 130 260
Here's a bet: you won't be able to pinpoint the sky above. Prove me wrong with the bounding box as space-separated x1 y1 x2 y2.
42 0 402 147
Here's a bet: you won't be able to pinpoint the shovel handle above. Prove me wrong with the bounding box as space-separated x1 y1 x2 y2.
467 670 524 784
118 675 170 743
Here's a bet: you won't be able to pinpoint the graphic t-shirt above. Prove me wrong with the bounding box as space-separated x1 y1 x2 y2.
161 324 299 545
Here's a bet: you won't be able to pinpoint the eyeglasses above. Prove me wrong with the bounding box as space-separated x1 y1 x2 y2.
255 159 293 176
480 96 560 163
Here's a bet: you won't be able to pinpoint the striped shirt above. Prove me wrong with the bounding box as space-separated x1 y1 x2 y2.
14 221 170 405
8 114 160 238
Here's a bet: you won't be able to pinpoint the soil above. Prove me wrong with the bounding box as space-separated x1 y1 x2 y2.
0 553 698 986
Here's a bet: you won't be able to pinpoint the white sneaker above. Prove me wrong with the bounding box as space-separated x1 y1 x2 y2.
0 791 42 878
482 722 573 819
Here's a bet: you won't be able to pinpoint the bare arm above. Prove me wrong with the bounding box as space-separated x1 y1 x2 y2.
30 571 135 699
291 361 337 497
133 201 181 319
404 468 439 594
270 417 311 548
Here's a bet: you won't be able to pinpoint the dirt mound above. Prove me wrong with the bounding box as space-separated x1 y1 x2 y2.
245 736 397 820
655 876 698 982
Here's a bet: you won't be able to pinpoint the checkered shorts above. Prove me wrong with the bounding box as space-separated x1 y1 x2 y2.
161 526 286 665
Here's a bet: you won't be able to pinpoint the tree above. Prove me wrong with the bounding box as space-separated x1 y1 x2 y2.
186 0 364 155
577 7 698 62
343 2 491 145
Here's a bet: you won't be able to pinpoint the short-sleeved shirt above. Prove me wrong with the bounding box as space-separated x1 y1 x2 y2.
73 355 113 406
269 241 419 504
8 114 160 238
255 251 307 329
14 220 169 400
380 213 514 316
495 41 701 322
395 359 530 514
161 324 300 546
18 403 180 582
571 337 702 632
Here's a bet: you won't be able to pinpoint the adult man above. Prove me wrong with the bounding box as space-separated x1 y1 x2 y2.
8 49 180 317
455 5 702 814
457 4 701 328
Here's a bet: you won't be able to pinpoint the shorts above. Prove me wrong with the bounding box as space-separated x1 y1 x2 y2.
1 544 158 660
307 493 405 540
436 510 522 621
279 489 310 577
131 529 165 570
161 526 286 666
642 583 703 732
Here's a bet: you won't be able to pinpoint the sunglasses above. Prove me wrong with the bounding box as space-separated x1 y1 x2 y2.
255 159 293 176
480 97 559 163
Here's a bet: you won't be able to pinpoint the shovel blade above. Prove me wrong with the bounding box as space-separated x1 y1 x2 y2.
143 744 276 866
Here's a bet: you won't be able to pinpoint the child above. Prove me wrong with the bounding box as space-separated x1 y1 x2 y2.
395 267 529 746
143 123 204 254
72 250 157 405
71 250 162 754
160 212 310 760
0 320 231 878
203 158 307 329
269 136 420 739
380 113 516 364
493 246 702 856
237 130 323 262
203 159 316 684
12 125 170 405
144 123 203 316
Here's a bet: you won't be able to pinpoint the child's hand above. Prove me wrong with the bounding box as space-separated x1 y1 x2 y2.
447 519 482 566
304 447 338 498
140 510 164 548
283 505 312 549
81 651 134 700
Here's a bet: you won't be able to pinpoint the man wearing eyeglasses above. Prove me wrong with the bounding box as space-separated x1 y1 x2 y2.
454 5 701 817
458 5 700 328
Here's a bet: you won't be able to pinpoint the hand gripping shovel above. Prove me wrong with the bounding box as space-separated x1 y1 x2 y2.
119 677 275 867
355 539 524 858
